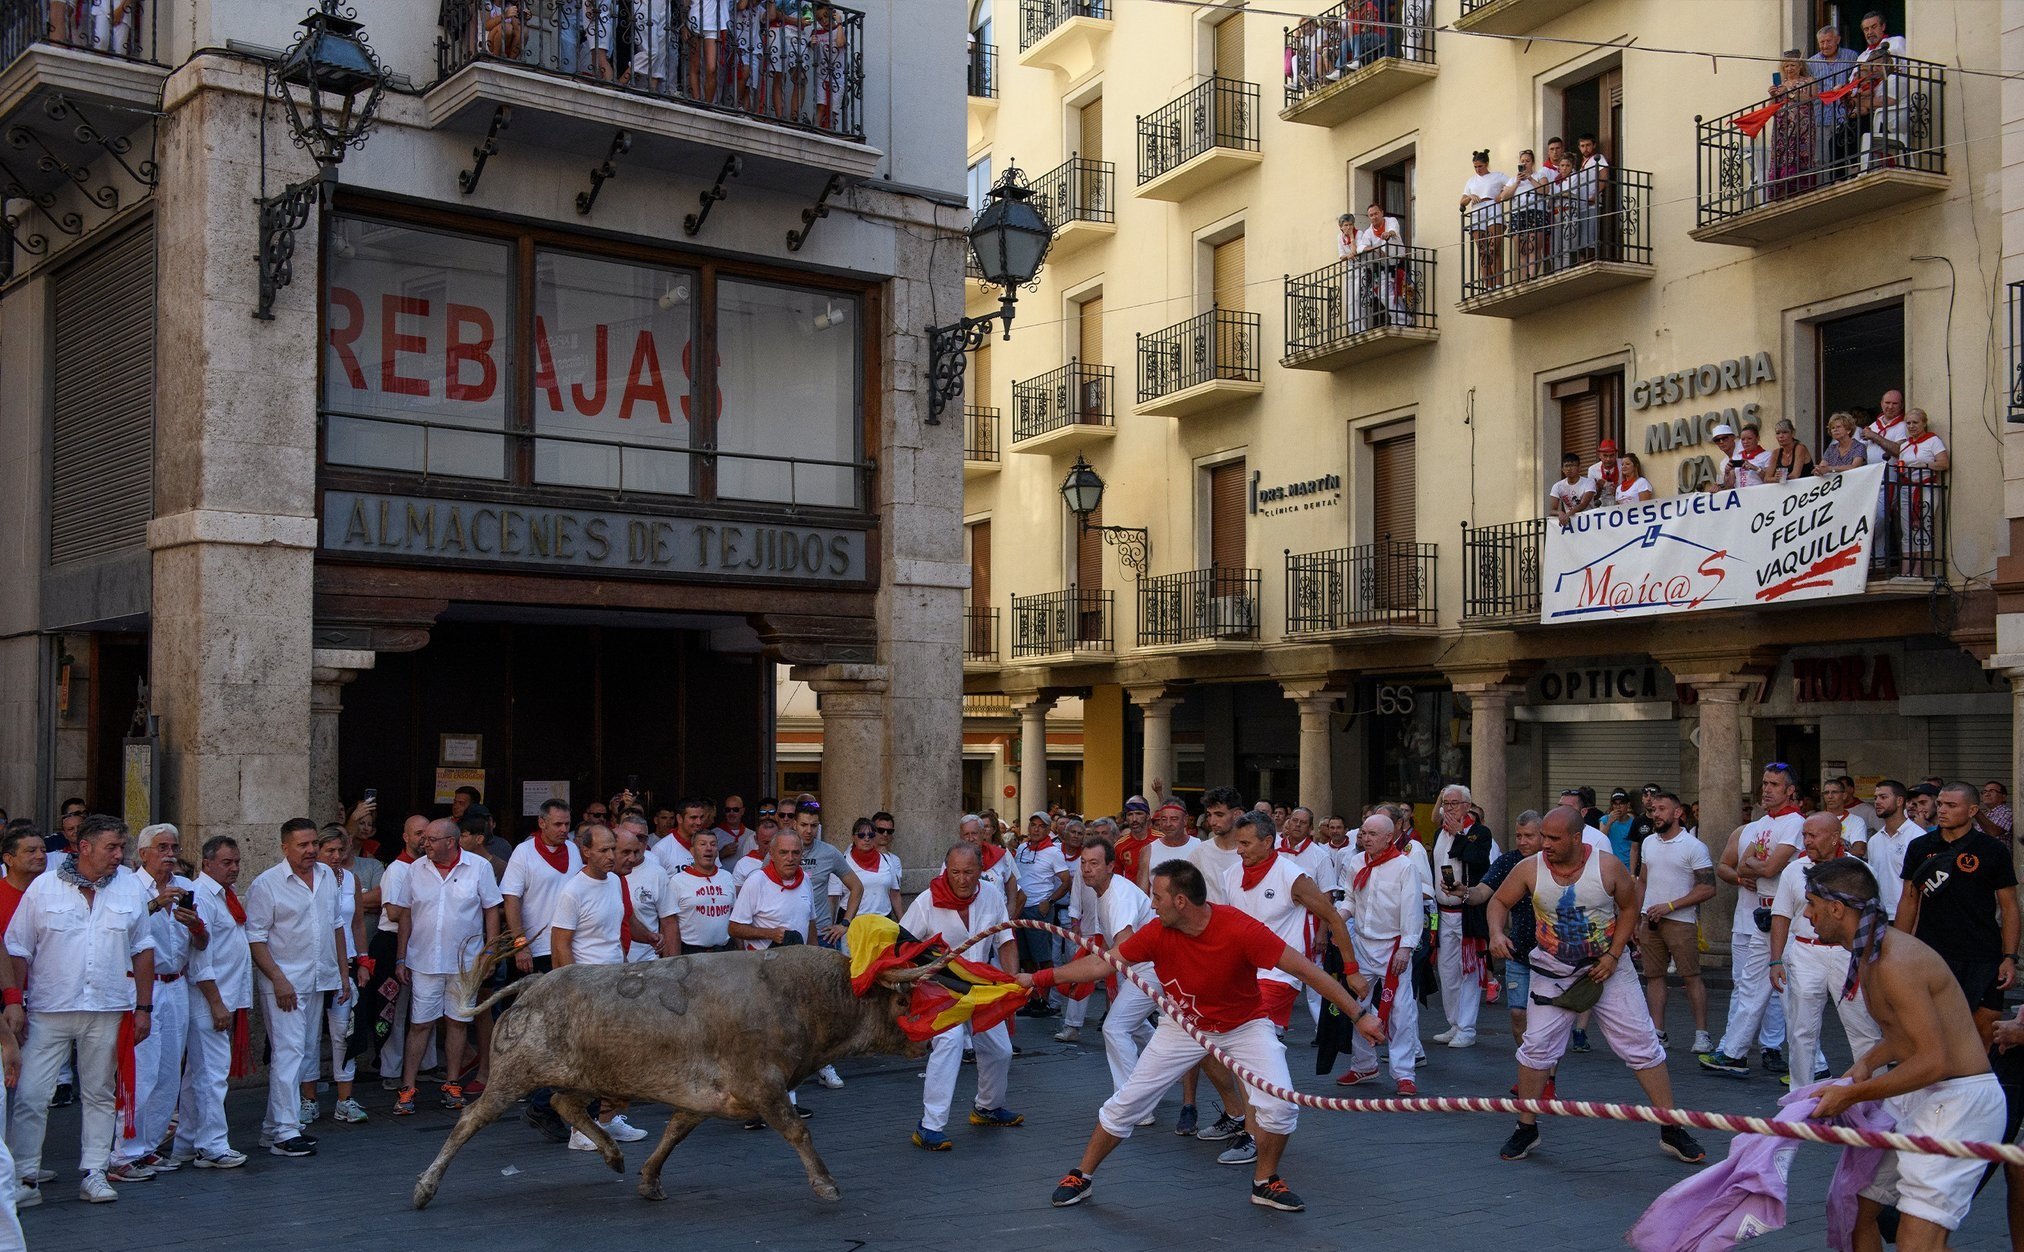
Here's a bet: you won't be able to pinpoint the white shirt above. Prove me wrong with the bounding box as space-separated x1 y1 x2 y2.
5 867 156 1013
1582 825 1613 855
848 851 904 918
499 839 583 958
189 871 253 1011
1833 810 1870 851
376 858 410 935
899 880 1010 964
395 851 503 976
1618 475 1655 501
1013 840 1070 907
1503 167 1554 212
245 861 343 993
1076 874 1154 952
622 871 665 963
1462 170 1512 228
1227 853 1314 986
553 871 629 966
138 872 198 976
1867 819 1921 920
729 867 815 949
1186 839 1243 906
1856 34 1907 61
666 865 737 949
1772 852 1858 941
650 837 696 876
731 850 769 890
332 866 359 961
1341 850 1424 946
1733 808 1807 936
1281 839 1336 894
1356 217 1402 256
1867 415 1908 448
1899 432 1946 468
1639 830 1714 923
1550 476 1594 510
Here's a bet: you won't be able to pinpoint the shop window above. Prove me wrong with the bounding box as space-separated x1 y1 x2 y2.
715 280 860 510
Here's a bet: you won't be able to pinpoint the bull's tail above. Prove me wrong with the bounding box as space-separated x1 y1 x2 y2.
454 932 538 1019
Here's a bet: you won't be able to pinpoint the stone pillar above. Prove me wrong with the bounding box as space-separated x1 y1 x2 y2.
1455 683 1523 838
1987 658 2024 880
1681 676 1754 946
1015 695 1055 826
1129 687 1181 802
309 650 374 831
1281 683 1341 815
795 663 891 858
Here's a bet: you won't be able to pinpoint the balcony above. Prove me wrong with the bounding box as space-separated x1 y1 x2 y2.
1029 155 1115 259
1012 588 1114 659
967 42 997 146
1281 2 1437 128
1134 308 1263 417
963 405 1001 477
1011 361 1115 454
1453 0 1593 35
0 0 166 207
2010 281 2024 420
1461 518 1545 624
1690 58 1947 248
1458 167 1653 317
1018 0 1111 76
1135 77 1261 203
1285 543 1438 635
430 1 879 185
964 607 999 665
1138 567 1261 648
1281 246 1438 371
1874 468 1949 586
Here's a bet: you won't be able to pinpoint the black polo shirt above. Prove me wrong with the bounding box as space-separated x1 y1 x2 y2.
1904 828 2017 965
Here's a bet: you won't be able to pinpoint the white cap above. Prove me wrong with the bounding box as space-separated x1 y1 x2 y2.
1029 811 1052 825
1709 423 1736 438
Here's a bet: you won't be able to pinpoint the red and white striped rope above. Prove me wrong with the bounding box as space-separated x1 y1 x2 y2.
981 918 2024 1167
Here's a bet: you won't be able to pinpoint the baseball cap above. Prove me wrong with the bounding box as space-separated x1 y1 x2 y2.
1029 810 1052 824
1610 789 1630 803
1598 439 1618 453
1710 423 1736 438
1908 782 1940 799
1124 796 1150 813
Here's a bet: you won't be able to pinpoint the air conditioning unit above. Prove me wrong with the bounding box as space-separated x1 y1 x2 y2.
1209 593 1257 638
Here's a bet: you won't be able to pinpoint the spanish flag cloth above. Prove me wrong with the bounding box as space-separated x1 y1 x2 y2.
847 915 1028 1042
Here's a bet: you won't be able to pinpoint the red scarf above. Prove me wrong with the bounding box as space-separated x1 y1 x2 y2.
1027 837 1055 853
616 874 637 958
850 846 883 873
763 861 804 891
1239 850 1279 892
978 843 1006 871
533 838 571 875
927 874 974 927
222 885 247 925
1281 836 1313 857
1766 805 1802 819
114 1012 139 1137
1375 937 1406 1027
1353 844 1403 893
681 864 718 879
396 850 417 864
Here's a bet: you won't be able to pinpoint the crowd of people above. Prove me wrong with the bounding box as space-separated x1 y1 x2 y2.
1457 134 1618 293
1755 15 1919 205
2 762 2020 1241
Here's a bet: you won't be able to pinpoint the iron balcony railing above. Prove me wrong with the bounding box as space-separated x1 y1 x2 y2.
1284 0 1435 110
964 606 999 661
1459 166 1651 301
1284 245 1436 356
965 250 987 282
968 40 997 98
2 0 162 69
437 0 867 141
1461 518 1545 621
1876 466 1947 582
964 405 999 463
1137 567 1260 646
1137 76 1259 186
1012 360 1114 442
1019 0 1108 51
1012 587 1113 656
1285 542 1436 632
1694 55 1944 229
1030 154 1115 228
1137 308 1260 403
2009 280 2024 420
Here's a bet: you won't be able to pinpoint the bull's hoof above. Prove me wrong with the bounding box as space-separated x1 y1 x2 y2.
810 1178 841 1202
603 1153 625 1175
412 1182 436 1210
638 1181 667 1202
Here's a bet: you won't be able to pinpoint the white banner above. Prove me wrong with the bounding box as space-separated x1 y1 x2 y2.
1540 463 1886 623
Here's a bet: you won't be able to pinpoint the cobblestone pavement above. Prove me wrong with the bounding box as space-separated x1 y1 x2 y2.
18 988 2015 1250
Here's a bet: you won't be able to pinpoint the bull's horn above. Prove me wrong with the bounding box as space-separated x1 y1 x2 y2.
877 954 960 986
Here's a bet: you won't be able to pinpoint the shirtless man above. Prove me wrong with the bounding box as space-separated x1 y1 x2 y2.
1806 859 2004 1251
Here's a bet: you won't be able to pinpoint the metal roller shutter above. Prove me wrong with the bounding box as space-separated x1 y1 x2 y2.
1209 459 1245 575
1076 501 1103 594
50 221 154 565
1079 295 1103 368
1213 13 1243 82
1543 721 1683 801
1371 431 1416 546
1079 96 1103 163
1927 714 2010 785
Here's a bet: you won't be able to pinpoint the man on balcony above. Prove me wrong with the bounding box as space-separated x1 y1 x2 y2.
1349 202 1405 334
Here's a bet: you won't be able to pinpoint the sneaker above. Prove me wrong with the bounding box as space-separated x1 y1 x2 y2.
381 1076 405 1092
912 1125 952 1151
393 1087 417 1116
462 1078 487 1098
743 1119 765 1131
1217 1133 1257 1165
797 1106 814 1120
1692 1030 1715 1054
1196 1113 1244 1142
79 1170 118 1203
605 1115 648 1142
522 1104 569 1142
1570 1030 1591 1053
193 1149 247 1170
1432 1027 1457 1044
1447 1034 1476 1049
1396 1079 1419 1096
1174 1105 1199 1136
568 1129 597 1151
268 1137 316 1158
1698 1051 1750 1077
1136 1112 1157 1127
961 1050 976 1065
14 1181 39 1209
1335 1067 1377 1086
1050 1169 1094 1207
970 1106 1024 1128
1814 1066 1832 1081
139 1153 180 1173
1053 1026 1081 1043
334 1098 369 1124
1761 1047 1788 1075
1017 1001 1059 1018
51 1083 74 1108
1655 1030 1669 1046
257 1131 318 1148
440 1083 466 1111
298 1099 320 1125
28 1168 54 1183
1499 1122 1541 1161
1660 1126 1707 1164
104 1161 155 1183
1250 1175 1305 1211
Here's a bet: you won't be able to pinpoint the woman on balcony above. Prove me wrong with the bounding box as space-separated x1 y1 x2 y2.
1459 149 1511 292
1497 148 1555 283
1766 52 1819 201
1618 453 1655 503
1894 408 1947 578
1767 418 1815 482
1571 133 1610 264
485 3 526 60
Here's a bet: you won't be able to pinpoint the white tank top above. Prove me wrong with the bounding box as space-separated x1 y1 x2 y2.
1529 848 1615 973
1231 854 1313 988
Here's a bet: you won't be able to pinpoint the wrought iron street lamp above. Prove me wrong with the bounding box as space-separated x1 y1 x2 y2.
925 163 1053 424
1059 453 1149 578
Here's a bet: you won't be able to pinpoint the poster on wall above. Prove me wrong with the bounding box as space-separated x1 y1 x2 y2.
436 768 487 805
1541 463 1886 623
521 779 570 817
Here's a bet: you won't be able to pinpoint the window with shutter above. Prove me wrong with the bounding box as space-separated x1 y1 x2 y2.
1079 96 1103 164
50 221 154 567
1212 236 1245 313
971 340 991 409
1553 372 1624 465
1079 295 1103 367
1076 502 1103 593
1209 460 1246 575
1213 14 1243 81
1370 431 1417 611
968 520 992 655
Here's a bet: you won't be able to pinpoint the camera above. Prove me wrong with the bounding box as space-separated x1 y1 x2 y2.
1752 905 1773 933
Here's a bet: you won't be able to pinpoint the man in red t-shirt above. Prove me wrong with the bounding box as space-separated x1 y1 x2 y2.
1024 859 1381 1214
0 826 47 976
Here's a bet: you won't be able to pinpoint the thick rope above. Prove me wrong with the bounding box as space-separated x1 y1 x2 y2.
970 917 2024 1167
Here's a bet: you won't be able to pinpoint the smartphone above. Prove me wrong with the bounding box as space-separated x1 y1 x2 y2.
1440 866 1457 891
1771 71 1783 87
364 788 378 804
626 774 640 795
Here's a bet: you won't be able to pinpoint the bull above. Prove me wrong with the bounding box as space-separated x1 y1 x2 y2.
411 938 939 1209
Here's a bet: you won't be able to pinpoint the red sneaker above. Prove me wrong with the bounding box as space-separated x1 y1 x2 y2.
1334 1068 1378 1086
1395 1079 1419 1096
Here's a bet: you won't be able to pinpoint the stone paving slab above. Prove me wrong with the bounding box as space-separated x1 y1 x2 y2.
18 991 2015 1250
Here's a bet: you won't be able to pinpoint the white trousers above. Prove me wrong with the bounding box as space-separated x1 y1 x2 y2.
1099 1017 1295 1138
9 1008 121 1176
1782 940 1881 1080
323 993 356 1084
1718 928 1787 1056
174 1002 236 1157
921 1021 1010 1131
1517 958 1665 1072
113 978 188 1164
378 980 411 1074
259 983 324 1141
1437 912 1481 1041
1100 975 1158 1093
0 1093 19 1251
1347 932 1417 1082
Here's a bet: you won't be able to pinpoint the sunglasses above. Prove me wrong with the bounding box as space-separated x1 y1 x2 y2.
758 808 776 816
1765 762 1791 773
854 829 876 838
801 801 821 812
585 809 609 819
873 825 895 834
724 805 744 813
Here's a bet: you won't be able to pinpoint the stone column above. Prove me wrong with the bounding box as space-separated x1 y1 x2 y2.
1455 683 1523 838
1988 658 2024 880
1129 687 1181 802
1282 683 1341 815
1015 695 1055 826
795 663 891 858
308 649 374 831
1681 676 1754 946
